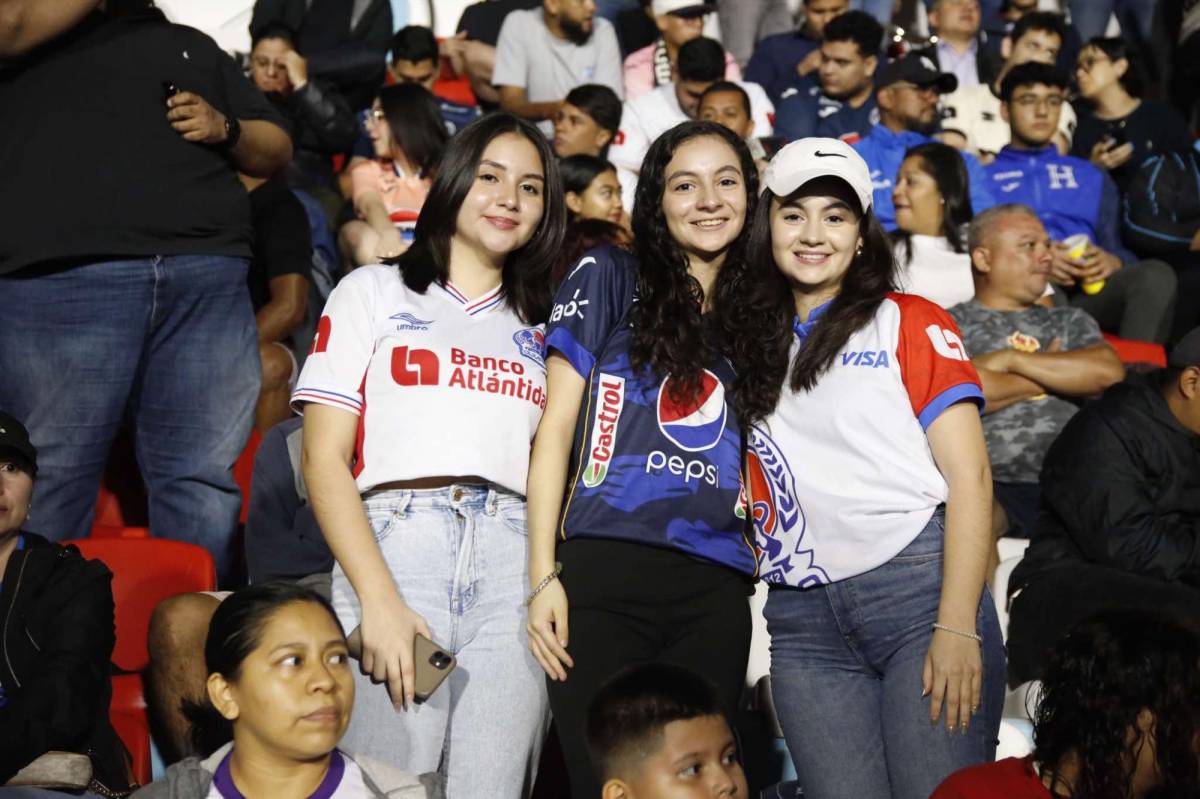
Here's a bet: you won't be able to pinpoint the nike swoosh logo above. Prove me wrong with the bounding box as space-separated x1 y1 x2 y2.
814 151 847 157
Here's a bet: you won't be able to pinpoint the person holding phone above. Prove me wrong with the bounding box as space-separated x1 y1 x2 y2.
295 113 565 798
526 119 759 799
1071 37 1192 192
723 137 1004 799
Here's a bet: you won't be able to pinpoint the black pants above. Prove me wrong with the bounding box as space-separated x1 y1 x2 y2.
1007 561 1200 686
548 538 753 799
1062 257 1177 344
994 480 1041 539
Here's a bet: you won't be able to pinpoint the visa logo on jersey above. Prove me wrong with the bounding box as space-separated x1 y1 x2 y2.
840 350 891 368
582 374 625 488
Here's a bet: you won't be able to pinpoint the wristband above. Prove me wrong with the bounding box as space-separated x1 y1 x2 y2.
222 116 242 149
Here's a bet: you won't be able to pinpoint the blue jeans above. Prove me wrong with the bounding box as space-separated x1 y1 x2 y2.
0 256 259 583
1069 0 1155 43
330 485 549 799
764 512 1004 799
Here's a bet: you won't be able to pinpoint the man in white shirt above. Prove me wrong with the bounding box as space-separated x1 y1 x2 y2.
493 0 624 136
609 37 774 209
941 11 1076 162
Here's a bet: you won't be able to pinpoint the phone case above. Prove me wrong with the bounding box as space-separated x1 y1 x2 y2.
413 633 456 701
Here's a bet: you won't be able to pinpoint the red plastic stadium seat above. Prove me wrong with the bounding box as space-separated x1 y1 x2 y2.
66 538 216 788
1102 333 1167 367
234 430 262 525
110 675 151 786
68 538 216 672
91 525 150 539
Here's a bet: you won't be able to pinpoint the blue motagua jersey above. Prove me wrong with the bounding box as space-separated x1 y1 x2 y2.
544 246 756 576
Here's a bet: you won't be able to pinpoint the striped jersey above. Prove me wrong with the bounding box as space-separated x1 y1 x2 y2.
291 264 547 495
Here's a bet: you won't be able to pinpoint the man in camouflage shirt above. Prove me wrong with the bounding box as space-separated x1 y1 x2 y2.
949 204 1125 537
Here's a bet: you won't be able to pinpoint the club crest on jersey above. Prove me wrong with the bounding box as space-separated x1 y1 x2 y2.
512 328 546 368
389 312 432 331
656 370 727 452
748 426 830 587
582 374 626 488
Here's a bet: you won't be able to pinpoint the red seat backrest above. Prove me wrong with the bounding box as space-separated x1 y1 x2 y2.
66 538 216 673
1102 333 1167 367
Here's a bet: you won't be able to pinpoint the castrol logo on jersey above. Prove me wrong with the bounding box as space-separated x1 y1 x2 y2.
656 370 727 452
582 373 626 488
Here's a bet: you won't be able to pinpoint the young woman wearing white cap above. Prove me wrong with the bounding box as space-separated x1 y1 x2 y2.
721 137 1005 799
294 113 565 798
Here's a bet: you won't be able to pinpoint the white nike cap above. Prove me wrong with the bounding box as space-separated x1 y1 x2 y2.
762 137 874 213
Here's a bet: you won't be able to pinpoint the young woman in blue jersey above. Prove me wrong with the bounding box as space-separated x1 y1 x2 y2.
295 113 565 797
139 582 431 798
526 120 759 798
722 138 1004 799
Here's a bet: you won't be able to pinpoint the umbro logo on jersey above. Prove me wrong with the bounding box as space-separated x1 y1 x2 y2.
389 312 433 331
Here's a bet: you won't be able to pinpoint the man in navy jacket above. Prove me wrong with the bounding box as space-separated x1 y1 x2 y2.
852 54 996 230
986 62 1176 343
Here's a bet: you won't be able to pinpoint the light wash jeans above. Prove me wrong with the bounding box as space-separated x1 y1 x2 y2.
764 511 1005 799
0 256 258 584
331 485 549 799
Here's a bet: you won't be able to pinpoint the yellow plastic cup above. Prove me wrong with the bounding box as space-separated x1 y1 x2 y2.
1064 233 1104 294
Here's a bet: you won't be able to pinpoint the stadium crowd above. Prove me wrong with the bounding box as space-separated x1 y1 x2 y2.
1 0 1199 797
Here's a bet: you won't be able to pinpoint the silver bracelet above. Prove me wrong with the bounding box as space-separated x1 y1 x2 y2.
524 562 563 607
932 623 983 644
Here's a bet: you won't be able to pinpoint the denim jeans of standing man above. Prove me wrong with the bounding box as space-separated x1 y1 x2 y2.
0 256 259 584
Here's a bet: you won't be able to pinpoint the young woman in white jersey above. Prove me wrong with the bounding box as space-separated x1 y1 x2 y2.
294 113 565 797
723 138 1005 799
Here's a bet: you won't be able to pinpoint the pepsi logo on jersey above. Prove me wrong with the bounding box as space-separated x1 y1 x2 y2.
645 371 728 487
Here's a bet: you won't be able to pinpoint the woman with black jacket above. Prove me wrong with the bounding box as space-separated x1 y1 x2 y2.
0 411 134 796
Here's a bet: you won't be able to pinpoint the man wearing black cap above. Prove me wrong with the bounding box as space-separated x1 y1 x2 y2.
1005 327 1200 685
852 53 996 229
0 411 134 794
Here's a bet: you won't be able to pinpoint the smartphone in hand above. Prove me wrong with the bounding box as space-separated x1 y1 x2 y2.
345 626 457 702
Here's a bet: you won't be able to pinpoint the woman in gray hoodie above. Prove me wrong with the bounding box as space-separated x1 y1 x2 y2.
133 582 439 799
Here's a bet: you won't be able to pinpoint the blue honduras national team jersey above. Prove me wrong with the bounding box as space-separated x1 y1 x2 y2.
545 246 756 576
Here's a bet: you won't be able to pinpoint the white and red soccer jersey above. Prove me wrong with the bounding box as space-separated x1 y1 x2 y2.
751 293 984 587
291 265 547 495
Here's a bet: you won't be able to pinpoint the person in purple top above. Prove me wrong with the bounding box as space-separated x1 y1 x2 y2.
133 582 435 799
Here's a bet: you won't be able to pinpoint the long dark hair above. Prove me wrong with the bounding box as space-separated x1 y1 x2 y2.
560 154 617 220
183 582 343 756
893 142 973 264
1032 610 1200 799
390 113 566 325
378 83 450 178
720 184 895 423
629 121 758 400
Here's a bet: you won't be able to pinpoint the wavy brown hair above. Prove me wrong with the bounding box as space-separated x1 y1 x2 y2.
1032 610 1200 799
719 185 896 424
629 121 758 400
